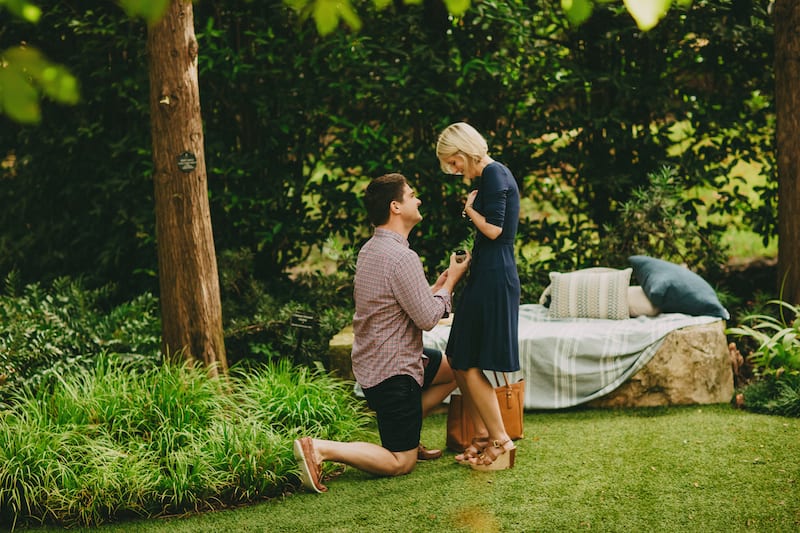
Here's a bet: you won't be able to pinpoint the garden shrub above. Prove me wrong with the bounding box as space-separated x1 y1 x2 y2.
221 244 356 369
597 166 729 279
0 274 161 403
0 357 371 528
515 166 732 305
727 299 800 417
1 1 775 304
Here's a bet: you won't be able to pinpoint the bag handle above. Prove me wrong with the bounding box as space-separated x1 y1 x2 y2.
492 371 512 389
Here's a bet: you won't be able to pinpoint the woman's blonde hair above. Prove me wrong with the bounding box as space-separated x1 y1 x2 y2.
436 122 488 174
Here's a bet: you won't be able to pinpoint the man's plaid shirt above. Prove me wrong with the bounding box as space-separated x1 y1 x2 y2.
351 228 451 389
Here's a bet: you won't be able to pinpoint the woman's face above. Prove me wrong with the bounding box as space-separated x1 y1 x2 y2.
442 153 468 177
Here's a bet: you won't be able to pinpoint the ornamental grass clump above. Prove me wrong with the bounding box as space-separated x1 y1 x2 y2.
235 361 373 438
0 357 371 528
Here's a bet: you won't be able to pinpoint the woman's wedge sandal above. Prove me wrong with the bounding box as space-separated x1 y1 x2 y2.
469 439 516 471
455 437 490 465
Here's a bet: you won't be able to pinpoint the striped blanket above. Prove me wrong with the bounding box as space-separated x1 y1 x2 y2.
422 303 720 409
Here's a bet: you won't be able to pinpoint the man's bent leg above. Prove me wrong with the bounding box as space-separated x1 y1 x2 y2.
363 375 429 465
421 348 457 417
314 439 417 476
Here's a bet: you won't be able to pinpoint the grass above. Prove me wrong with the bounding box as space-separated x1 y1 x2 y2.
21 404 799 533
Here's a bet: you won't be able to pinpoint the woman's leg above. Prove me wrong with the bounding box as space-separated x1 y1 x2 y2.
458 368 516 469
457 367 510 443
452 368 489 437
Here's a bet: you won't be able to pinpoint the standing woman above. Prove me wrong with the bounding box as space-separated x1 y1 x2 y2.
436 122 521 471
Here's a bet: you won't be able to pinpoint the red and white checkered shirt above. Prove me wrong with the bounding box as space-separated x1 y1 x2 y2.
351 228 451 388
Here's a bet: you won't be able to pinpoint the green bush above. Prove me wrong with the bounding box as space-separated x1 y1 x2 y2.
727 299 800 416
221 245 355 369
0 251 355 402
0 274 161 402
597 166 729 277
516 166 732 304
727 300 800 377
735 374 800 417
0 357 371 528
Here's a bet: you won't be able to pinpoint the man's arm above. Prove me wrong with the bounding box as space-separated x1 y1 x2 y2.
394 252 469 331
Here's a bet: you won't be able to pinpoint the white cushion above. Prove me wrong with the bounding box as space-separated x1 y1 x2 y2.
628 286 660 317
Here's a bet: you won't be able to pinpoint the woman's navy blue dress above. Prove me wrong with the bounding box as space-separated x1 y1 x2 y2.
447 162 521 372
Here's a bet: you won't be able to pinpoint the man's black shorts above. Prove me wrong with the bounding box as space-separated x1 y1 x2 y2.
362 348 443 453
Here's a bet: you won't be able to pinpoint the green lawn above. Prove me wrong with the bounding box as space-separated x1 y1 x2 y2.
30 404 799 533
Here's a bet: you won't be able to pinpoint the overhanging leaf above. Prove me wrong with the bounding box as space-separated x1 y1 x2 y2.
4 46 80 104
116 0 171 26
623 0 672 31
443 0 471 17
0 46 80 124
3 0 42 23
39 66 80 104
561 0 594 27
0 68 41 123
312 0 362 35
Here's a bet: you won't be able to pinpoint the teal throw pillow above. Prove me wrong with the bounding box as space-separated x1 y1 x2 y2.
628 255 729 320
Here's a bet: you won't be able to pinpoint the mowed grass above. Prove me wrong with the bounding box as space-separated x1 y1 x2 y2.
30 404 799 533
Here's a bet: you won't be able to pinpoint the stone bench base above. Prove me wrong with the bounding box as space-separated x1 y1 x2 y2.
328 321 734 408
328 325 356 381
588 320 734 408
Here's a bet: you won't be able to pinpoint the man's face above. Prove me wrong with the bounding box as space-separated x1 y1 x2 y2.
396 183 423 224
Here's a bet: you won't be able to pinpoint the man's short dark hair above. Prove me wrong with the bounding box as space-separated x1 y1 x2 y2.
364 173 407 226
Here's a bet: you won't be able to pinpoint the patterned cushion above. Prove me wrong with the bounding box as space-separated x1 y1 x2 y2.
548 268 632 319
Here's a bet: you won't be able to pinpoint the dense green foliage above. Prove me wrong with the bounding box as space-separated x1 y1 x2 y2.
602 166 730 272
0 265 355 401
0 273 161 400
0 357 371 528
727 299 800 416
219 243 356 368
0 0 776 302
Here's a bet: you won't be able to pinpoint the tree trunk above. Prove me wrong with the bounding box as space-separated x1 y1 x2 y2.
775 0 800 306
146 0 227 374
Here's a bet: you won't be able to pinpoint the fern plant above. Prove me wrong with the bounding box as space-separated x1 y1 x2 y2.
0 274 161 402
726 299 800 378
727 299 800 417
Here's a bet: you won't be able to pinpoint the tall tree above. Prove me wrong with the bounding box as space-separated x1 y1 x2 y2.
774 0 800 305
147 0 227 373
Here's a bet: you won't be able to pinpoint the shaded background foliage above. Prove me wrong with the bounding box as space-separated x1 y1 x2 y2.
0 0 776 305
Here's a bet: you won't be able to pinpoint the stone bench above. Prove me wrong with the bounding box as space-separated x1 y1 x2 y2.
328 325 356 381
327 320 734 408
587 320 733 408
